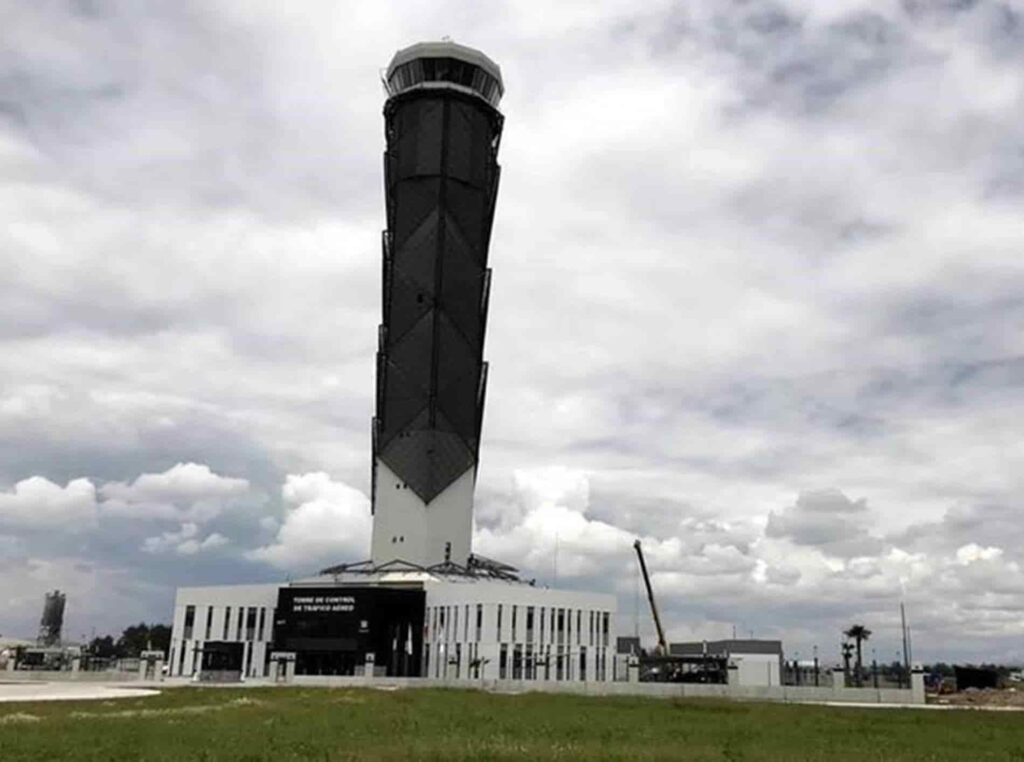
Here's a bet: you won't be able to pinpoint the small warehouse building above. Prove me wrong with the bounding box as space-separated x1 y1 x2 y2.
670 640 784 686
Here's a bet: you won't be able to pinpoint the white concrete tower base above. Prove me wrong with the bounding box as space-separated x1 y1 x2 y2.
371 459 474 567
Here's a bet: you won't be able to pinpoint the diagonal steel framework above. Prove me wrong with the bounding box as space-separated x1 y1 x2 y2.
373 88 503 506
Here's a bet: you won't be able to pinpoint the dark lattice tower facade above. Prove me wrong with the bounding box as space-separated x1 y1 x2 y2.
371 42 504 567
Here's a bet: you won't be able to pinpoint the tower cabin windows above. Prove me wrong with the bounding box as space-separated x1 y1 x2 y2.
386 57 503 107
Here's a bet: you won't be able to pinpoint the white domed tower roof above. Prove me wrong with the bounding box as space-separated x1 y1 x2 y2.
385 40 504 108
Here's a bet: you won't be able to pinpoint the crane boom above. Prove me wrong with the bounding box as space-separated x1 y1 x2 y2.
633 539 667 656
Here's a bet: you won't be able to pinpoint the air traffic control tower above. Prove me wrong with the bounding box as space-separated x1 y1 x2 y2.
370 42 505 568
169 46 617 681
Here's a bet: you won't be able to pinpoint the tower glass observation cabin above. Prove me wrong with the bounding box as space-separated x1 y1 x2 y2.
370 42 505 569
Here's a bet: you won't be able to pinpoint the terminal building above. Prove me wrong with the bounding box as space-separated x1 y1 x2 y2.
170 569 614 682
169 40 617 682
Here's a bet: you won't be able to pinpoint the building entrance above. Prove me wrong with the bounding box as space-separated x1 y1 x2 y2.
294 650 361 676
199 641 244 682
273 586 424 677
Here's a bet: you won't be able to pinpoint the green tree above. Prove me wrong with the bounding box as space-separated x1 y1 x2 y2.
116 623 149 657
148 624 171 654
87 635 117 658
116 623 171 657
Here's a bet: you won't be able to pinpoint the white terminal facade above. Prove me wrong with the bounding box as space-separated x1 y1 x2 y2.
169 40 617 682
170 572 615 682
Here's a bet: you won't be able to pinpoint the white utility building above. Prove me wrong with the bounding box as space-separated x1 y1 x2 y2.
669 640 784 687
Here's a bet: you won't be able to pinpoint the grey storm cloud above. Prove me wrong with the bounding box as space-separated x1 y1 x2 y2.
765 488 883 556
1 0 1023 663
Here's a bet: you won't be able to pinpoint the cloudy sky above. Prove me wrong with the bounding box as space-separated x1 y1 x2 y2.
2 0 1022 664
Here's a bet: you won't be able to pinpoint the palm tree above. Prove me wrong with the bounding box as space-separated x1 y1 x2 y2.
844 625 872 687
841 641 854 683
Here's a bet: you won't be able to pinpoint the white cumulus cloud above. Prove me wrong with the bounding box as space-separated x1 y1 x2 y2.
245 472 371 570
142 522 229 555
0 476 98 529
956 543 1004 565
100 462 251 522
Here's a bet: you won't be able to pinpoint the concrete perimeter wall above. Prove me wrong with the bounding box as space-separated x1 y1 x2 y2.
0 670 143 682
1 671 925 706
282 675 925 705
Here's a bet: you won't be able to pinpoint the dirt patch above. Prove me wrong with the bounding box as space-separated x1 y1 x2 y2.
69 696 265 720
934 688 1024 708
227 697 264 707
331 694 366 704
0 712 41 725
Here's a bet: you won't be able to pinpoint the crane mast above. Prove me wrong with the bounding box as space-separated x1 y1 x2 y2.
633 539 667 656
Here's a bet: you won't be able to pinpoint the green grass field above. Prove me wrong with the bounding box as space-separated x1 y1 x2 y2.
1 686 1023 761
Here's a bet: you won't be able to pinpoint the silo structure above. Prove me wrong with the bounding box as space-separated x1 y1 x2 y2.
371 42 504 567
38 589 66 647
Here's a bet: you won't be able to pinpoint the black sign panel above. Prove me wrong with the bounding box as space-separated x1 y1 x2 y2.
274 586 424 677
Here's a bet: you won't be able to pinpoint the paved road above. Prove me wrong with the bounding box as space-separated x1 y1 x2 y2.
0 682 160 703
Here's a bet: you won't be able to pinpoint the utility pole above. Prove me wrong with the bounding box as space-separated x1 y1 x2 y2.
633 560 639 639
900 602 910 686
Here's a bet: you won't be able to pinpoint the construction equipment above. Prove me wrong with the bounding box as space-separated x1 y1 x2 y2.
633 540 667 656
628 540 728 683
